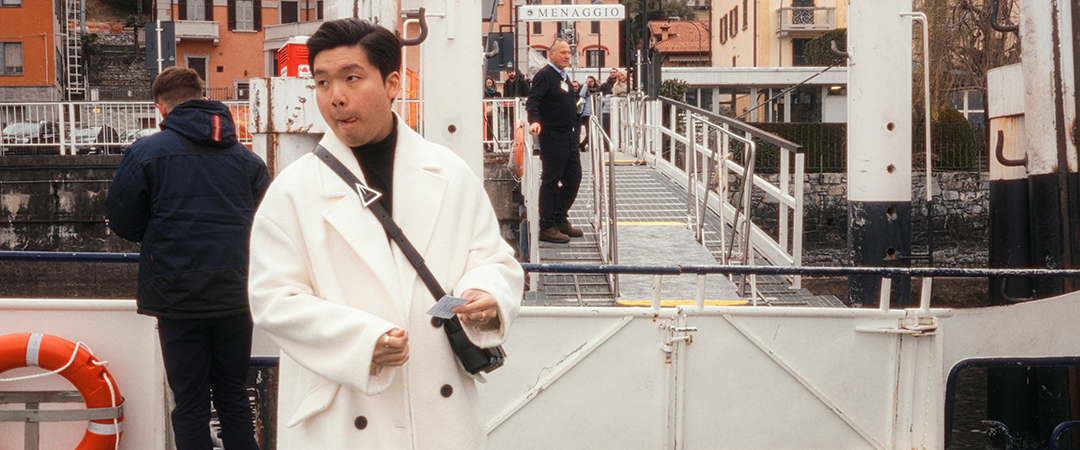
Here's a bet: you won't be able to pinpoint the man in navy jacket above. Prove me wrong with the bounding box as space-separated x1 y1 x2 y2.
526 39 584 243
106 66 268 450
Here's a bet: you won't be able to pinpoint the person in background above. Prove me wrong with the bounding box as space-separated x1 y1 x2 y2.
503 69 529 98
484 76 501 99
247 18 523 448
612 70 629 97
527 39 584 244
106 66 268 450
586 76 600 95
578 79 594 152
599 68 619 133
484 76 500 150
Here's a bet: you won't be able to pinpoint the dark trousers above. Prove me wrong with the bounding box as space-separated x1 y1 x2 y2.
158 314 259 450
538 127 582 230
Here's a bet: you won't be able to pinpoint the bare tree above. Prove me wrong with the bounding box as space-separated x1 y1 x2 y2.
915 0 1021 117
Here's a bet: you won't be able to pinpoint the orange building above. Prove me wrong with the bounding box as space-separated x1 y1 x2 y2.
155 0 325 98
482 0 623 85
0 0 67 101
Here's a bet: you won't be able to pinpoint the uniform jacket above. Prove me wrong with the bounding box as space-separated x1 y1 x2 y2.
106 99 270 318
248 118 524 449
526 63 579 132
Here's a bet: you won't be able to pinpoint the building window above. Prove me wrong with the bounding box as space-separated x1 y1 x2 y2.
234 0 254 31
591 21 599 35
586 49 605 67
792 38 810 66
730 7 738 37
281 1 298 24
742 0 748 29
0 42 23 76
235 81 250 100
186 55 208 84
532 21 542 35
1 0 21 6
315 0 323 20
948 90 986 124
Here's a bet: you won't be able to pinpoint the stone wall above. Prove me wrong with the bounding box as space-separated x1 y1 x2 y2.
757 171 989 267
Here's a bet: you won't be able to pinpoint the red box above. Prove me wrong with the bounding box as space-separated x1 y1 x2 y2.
278 36 311 78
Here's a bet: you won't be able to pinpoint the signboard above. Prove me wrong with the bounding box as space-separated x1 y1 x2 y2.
518 4 625 22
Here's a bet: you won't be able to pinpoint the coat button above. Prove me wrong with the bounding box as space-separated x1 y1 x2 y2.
354 416 367 430
440 384 453 398
431 317 443 328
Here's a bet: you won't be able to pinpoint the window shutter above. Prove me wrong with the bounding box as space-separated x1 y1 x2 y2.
205 0 213 21
254 0 261 30
228 0 236 30
178 0 187 20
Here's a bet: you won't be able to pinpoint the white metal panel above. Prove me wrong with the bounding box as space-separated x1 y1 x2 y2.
846 0 912 203
481 314 670 449
987 64 1024 119
419 0 486 177
681 313 903 449
0 299 167 450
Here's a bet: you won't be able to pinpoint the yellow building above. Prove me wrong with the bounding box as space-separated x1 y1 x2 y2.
711 0 846 67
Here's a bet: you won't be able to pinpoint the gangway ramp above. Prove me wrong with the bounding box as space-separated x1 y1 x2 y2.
525 150 842 308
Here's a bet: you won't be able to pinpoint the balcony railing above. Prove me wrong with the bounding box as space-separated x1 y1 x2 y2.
174 20 220 44
777 7 836 36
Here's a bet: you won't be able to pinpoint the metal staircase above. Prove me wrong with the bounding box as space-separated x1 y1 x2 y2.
65 0 85 98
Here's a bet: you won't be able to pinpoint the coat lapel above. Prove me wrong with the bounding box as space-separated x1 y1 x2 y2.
392 123 449 261
316 133 404 316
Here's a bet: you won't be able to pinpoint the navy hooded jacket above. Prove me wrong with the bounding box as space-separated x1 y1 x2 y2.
106 99 270 319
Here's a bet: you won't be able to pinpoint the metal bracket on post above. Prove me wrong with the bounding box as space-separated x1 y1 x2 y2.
0 391 124 450
400 7 428 46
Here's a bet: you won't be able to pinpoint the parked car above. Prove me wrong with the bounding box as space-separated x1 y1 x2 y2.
1 121 60 155
118 128 159 154
120 128 159 144
72 126 120 155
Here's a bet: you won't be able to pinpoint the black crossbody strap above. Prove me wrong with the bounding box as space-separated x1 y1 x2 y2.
313 146 447 300
313 145 506 374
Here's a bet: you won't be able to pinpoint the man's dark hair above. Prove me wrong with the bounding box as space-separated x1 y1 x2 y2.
307 18 402 80
152 66 205 111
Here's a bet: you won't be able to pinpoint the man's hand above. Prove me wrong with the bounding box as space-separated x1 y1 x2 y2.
529 122 542 136
452 289 500 331
372 328 409 369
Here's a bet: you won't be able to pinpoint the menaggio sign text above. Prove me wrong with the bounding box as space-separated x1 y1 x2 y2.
518 4 626 22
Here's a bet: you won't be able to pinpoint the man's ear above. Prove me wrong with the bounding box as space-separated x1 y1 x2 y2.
155 103 169 119
384 71 401 100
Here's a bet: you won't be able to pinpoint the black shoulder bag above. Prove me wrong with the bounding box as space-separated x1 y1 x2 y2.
313 146 506 374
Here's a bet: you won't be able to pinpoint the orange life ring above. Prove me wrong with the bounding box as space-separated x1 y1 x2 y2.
0 332 123 450
512 120 526 178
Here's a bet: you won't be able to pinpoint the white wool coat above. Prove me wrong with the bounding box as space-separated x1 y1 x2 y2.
248 120 523 449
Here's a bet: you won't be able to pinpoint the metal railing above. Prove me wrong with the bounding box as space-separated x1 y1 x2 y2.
482 98 519 153
617 95 806 288
777 6 838 35
0 101 253 156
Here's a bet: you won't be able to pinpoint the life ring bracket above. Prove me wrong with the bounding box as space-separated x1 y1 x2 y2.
0 391 124 422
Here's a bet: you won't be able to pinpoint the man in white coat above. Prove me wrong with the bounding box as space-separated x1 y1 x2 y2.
247 19 524 448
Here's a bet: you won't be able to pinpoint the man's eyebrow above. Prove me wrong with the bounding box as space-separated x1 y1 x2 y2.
313 63 366 77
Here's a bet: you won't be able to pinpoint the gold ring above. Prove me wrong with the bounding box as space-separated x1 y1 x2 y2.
383 334 390 348
480 311 487 321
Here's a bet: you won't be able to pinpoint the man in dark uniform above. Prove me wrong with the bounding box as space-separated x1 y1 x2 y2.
526 39 583 243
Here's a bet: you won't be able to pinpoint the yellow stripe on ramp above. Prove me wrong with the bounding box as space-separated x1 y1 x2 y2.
616 299 749 307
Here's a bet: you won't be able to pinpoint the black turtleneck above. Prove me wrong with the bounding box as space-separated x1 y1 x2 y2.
350 117 397 216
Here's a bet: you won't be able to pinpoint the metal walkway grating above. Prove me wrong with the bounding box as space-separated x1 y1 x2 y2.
524 153 842 308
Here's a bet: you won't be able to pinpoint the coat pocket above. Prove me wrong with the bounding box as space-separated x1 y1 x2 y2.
286 379 341 428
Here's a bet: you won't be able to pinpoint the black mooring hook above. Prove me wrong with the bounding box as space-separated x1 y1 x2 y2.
401 7 428 46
